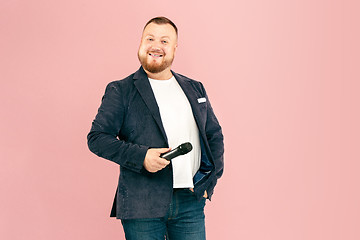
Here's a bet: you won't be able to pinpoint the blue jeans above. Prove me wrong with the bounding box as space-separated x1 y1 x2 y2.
121 188 206 240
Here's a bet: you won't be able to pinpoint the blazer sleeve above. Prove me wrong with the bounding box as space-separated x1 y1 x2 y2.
201 82 224 180
87 81 149 173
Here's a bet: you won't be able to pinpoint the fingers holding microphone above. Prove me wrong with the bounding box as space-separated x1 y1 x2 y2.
143 148 171 173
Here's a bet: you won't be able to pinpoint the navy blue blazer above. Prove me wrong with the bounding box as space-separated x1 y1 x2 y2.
87 67 224 219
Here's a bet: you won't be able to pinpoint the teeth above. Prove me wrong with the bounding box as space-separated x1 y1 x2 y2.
149 53 163 57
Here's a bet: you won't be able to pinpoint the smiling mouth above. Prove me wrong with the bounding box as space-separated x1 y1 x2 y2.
149 53 163 57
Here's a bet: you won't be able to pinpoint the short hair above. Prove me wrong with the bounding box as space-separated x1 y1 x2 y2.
143 16 178 36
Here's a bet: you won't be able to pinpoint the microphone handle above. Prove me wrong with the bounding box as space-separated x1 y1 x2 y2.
161 149 182 161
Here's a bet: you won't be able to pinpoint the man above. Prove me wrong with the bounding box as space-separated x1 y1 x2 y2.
87 16 224 240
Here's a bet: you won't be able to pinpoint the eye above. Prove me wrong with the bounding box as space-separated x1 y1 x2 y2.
162 40 168 44
147 38 154 41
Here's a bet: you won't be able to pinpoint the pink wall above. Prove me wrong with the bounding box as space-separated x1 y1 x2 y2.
1 0 359 239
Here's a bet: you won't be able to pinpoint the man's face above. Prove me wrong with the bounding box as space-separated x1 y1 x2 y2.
138 23 178 74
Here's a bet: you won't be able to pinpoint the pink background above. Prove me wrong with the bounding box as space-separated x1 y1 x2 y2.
1 0 359 239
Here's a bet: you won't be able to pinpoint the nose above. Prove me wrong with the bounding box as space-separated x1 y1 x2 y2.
150 46 161 51
149 47 163 54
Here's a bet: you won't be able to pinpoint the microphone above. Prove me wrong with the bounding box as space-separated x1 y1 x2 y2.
160 142 193 161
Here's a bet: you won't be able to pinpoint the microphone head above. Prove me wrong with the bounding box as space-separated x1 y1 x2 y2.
178 142 193 155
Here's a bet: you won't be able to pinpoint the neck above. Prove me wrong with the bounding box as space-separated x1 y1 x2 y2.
144 68 173 80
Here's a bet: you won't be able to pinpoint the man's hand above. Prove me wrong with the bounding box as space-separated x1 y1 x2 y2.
143 148 171 173
189 188 208 198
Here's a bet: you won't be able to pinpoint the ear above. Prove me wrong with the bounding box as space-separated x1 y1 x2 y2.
174 43 178 55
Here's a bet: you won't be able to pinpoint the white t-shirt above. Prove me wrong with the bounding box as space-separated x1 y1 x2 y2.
149 76 201 188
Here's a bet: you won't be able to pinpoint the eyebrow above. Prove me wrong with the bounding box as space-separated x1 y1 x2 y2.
145 34 171 39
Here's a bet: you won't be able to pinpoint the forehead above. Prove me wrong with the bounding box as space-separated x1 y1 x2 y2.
142 23 177 39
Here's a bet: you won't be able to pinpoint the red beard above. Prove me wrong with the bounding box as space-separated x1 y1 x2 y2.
138 51 174 73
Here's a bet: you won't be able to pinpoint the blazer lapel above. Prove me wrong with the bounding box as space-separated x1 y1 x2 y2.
133 67 168 144
173 72 206 138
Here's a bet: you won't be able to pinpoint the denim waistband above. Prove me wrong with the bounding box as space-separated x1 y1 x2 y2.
173 188 190 192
